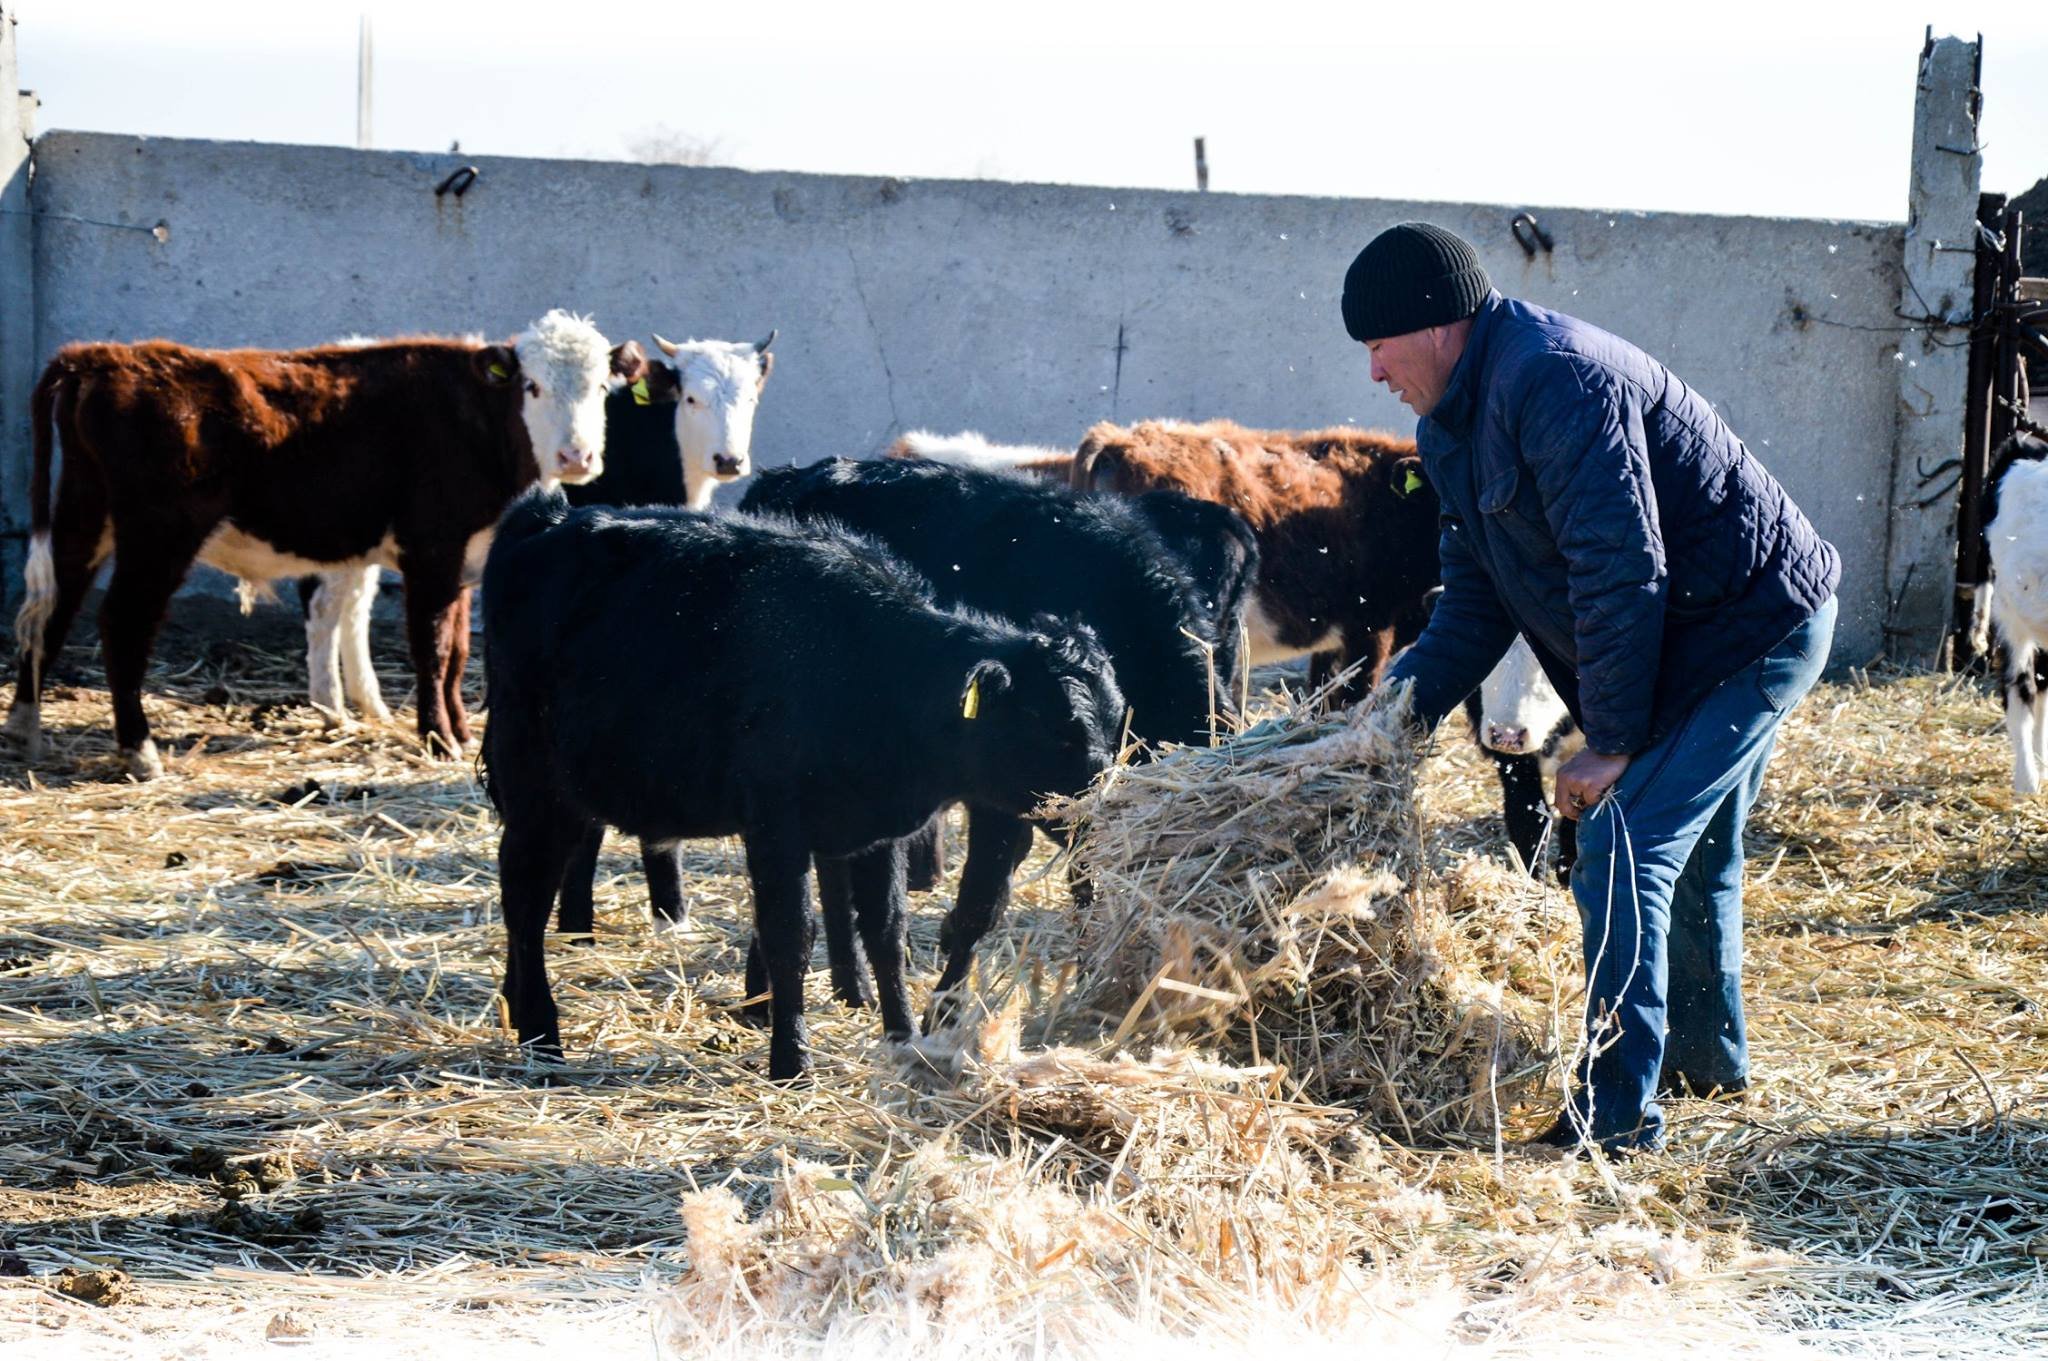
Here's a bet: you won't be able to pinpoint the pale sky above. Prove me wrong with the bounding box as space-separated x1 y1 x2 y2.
12 0 2048 222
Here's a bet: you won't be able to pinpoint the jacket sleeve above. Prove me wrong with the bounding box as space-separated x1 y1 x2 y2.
1514 356 1666 755
1383 513 1517 730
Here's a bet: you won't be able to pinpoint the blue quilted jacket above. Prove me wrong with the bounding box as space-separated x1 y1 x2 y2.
1386 292 1840 755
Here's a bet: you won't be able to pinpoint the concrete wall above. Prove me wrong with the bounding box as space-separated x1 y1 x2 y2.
19 131 1913 663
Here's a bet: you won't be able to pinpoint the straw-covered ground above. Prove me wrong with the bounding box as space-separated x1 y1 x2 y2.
1 601 2044 1360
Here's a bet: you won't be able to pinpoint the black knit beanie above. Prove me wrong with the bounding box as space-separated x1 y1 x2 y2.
1340 222 1492 342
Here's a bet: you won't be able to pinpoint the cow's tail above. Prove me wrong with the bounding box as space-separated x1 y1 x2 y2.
13 365 67 679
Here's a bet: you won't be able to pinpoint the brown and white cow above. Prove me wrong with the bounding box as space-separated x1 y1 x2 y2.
5 311 640 778
298 327 778 731
1071 419 1440 699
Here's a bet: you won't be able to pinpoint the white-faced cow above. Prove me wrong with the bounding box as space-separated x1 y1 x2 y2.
644 332 777 512
1464 635 1584 879
5 311 635 777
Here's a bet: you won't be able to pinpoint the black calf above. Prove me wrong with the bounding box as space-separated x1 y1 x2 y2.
479 491 1124 1078
739 457 1251 1009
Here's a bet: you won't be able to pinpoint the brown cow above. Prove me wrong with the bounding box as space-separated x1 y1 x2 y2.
5 311 643 779
1071 419 1440 698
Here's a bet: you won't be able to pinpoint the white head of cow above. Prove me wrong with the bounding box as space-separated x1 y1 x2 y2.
1478 636 1572 756
486 310 620 489
647 330 777 511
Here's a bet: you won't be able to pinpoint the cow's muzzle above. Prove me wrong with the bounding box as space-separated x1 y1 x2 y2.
1484 724 1531 754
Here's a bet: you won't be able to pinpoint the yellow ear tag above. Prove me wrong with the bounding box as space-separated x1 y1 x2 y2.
962 677 981 720
488 362 510 381
1401 468 1423 496
630 376 651 406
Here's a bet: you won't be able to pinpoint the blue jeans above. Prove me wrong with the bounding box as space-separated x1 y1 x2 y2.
1564 595 1836 1147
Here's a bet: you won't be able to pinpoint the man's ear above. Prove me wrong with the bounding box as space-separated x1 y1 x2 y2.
960 660 1012 720
473 345 519 387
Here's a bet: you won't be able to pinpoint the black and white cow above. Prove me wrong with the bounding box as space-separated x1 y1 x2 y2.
1463 635 1583 879
1984 433 2048 794
479 490 1125 1079
737 456 1256 1012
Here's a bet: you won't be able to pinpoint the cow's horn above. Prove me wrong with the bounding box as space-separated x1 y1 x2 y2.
755 329 778 355
651 333 682 358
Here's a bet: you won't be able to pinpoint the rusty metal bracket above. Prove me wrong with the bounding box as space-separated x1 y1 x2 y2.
435 166 480 199
1509 212 1554 260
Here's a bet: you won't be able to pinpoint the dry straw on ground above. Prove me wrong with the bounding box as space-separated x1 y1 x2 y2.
1051 688 1555 1143
1 612 2045 1358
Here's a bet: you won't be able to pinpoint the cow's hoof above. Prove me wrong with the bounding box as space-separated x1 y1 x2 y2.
421 732 464 760
361 702 395 727
122 740 164 781
2 704 42 760
924 990 966 1034
767 1055 812 1084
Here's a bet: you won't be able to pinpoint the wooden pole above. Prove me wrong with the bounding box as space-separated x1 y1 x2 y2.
1951 193 2005 668
1194 137 1208 192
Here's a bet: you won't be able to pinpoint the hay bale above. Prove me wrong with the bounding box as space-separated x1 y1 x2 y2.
1054 689 1550 1143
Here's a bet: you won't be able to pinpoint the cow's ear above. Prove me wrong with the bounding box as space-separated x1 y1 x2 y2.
755 348 775 390
473 345 520 388
959 660 1012 720
1389 454 1428 499
635 361 682 406
609 340 647 382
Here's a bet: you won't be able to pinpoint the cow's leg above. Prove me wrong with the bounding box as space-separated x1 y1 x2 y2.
1555 808 1580 882
815 854 874 1009
903 814 946 893
2010 652 2044 795
499 815 587 1057
846 838 916 1040
742 935 771 1029
397 554 465 758
743 818 817 1081
304 572 348 727
441 587 473 746
6 492 110 759
642 840 689 926
2033 648 2048 776
1304 650 1339 702
1337 624 1401 703
338 565 391 725
929 807 1036 1023
99 527 205 779
555 823 604 938
1494 752 1552 878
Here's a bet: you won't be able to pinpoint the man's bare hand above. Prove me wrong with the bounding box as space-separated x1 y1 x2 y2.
1555 750 1630 821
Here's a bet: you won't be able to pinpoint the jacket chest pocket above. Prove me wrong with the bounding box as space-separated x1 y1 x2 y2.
1477 463 1558 563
